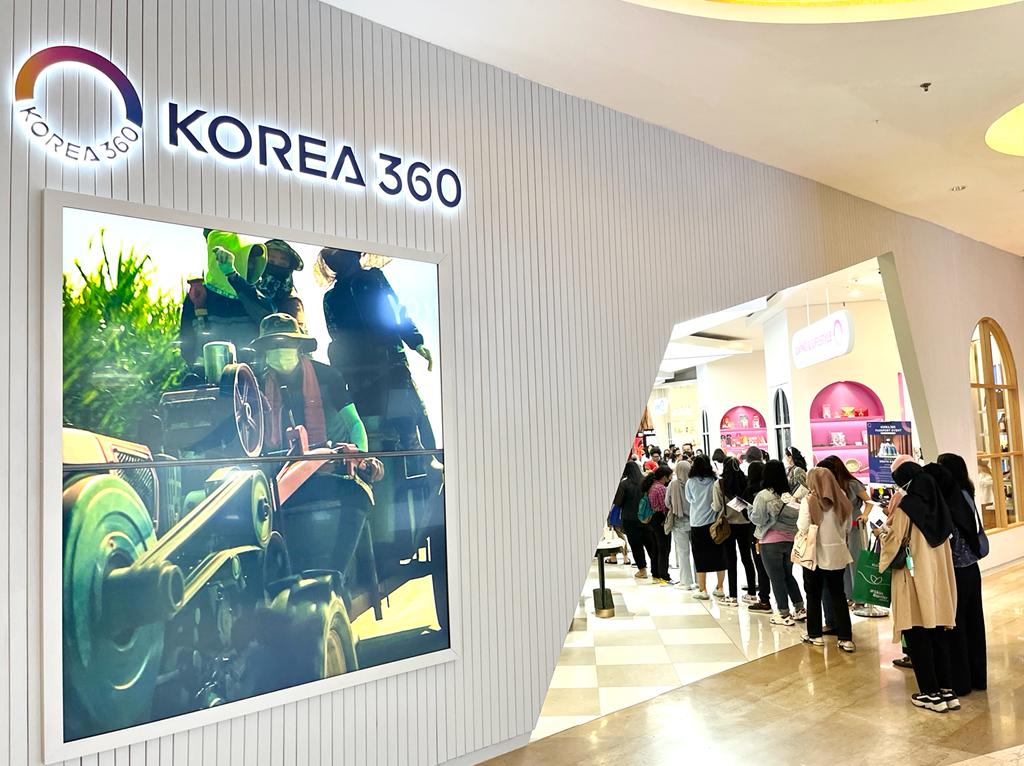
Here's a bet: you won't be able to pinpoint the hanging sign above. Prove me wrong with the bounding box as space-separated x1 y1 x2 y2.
791 309 855 369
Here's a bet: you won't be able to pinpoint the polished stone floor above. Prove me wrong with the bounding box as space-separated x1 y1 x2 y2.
487 561 1024 766
531 554 811 740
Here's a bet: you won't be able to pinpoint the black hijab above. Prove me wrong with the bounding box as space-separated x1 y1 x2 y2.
924 462 980 556
892 461 953 547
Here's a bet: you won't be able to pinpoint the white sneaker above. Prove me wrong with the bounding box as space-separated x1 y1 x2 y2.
911 693 948 713
771 614 795 626
741 594 759 604
693 590 711 600
792 607 807 622
712 588 726 598
674 582 691 591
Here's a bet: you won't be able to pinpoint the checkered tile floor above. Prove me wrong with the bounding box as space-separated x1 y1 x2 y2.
531 555 811 741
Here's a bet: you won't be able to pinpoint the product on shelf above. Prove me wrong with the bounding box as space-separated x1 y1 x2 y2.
822 404 832 419
841 406 856 417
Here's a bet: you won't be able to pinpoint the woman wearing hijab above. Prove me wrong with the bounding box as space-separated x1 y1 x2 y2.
798 467 856 652
666 459 696 590
818 456 873 609
614 461 657 580
935 453 987 695
877 456 957 713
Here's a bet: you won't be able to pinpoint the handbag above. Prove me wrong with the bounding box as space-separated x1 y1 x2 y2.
852 545 892 607
974 504 990 559
791 524 818 570
710 510 731 545
887 530 912 570
608 504 622 528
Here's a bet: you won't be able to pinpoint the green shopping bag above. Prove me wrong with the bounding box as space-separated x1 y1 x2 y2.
852 547 891 607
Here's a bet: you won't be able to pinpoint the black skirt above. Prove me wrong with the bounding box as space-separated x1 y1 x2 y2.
691 523 727 573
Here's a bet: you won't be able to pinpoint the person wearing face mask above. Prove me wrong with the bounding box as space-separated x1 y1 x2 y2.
252 314 382 486
256 239 306 326
317 248 435 453
179 229 269 366
876 456 957 713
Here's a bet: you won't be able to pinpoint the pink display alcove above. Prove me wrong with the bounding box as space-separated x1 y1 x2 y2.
809 381 884 481
720 405 768 458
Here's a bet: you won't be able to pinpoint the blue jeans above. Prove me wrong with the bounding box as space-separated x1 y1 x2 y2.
759 541 804 615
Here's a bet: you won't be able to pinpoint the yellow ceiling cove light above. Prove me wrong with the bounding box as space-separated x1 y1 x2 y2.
622 0 1021 23
986 102 1024 158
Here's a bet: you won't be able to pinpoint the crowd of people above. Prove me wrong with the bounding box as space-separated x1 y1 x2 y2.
608 442 988 714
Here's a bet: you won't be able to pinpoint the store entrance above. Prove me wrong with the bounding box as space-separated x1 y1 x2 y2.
532 255 921 742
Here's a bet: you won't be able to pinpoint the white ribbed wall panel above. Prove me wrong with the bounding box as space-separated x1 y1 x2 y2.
2 1 1022 764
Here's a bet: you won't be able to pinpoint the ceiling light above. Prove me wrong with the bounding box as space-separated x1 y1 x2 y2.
950 185 968 192
620 0 1020 24
986 102 1024 158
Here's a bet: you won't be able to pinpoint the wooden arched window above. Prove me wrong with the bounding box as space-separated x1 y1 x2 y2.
970 318 1023 529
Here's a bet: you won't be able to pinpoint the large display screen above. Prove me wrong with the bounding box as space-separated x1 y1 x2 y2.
60 208 448 742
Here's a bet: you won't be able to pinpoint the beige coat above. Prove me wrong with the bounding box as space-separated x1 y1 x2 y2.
878 505 957 643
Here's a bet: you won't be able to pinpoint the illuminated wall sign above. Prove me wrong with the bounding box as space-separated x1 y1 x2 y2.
13 45 464 209
791 309 855 369
14 45 143 163
165 104 463 208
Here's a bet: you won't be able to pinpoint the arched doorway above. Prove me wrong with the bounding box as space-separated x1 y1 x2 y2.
970 318 1023 529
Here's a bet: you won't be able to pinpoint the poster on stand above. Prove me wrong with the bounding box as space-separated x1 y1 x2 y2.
867 421 913 484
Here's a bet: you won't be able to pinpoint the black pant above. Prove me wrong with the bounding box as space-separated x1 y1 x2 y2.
622 518 657 573
804 567 852 641
752 539 771 603
904 626 953 695
727 523 756 597
949 563 987 694
650 512 672 580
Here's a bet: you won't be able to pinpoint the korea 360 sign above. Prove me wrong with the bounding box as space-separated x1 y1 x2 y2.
14 45 464 209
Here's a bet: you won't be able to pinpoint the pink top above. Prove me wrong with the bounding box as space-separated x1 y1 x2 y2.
761 528 795 544
649 481 669 513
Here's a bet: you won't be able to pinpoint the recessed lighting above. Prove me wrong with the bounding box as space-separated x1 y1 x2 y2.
950 185 968 192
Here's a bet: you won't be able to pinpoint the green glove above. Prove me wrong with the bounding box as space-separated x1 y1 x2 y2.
338 403 368 452
213 246 237 276
415 345 434 372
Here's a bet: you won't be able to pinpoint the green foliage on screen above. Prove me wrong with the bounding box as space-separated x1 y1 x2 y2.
63 232 186 441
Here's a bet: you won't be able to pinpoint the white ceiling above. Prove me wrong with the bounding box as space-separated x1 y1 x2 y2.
329 0 1024 255
656 257 887 377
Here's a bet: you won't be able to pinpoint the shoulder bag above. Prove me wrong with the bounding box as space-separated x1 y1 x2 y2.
710 510 731 545
791 524 818 570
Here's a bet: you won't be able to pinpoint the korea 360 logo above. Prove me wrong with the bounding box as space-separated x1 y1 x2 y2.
15 45 142 163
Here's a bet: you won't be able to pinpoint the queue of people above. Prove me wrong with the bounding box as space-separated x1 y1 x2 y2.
608 443 989 713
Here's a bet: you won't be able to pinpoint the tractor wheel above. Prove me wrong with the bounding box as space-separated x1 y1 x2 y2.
220 363 265 458
62 473 164 740
269 572 358 679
